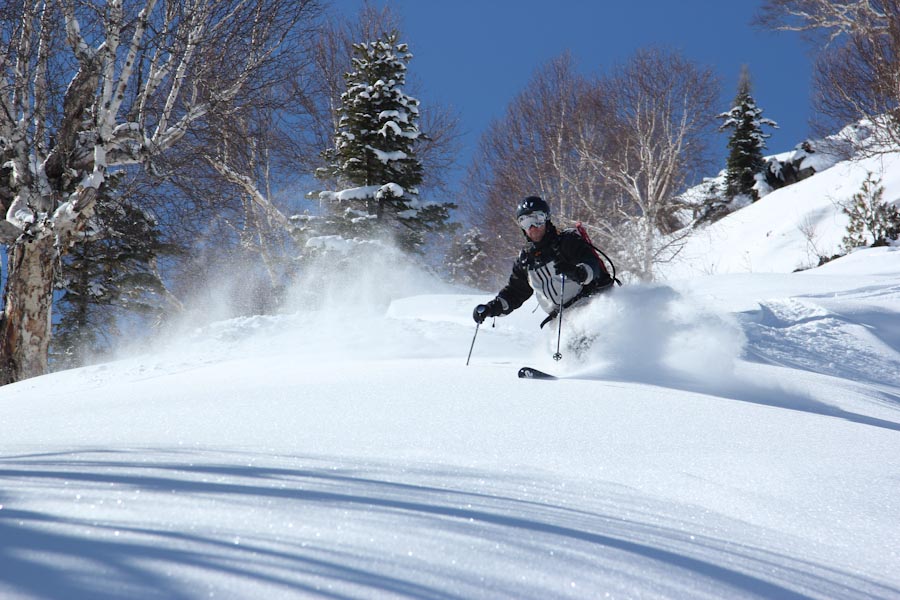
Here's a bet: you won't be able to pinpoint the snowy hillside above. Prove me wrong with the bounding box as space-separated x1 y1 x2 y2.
1 148 900 599
666 143 900 278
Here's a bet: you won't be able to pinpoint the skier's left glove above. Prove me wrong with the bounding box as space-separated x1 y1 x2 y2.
555 262 588 284
473 299 503 323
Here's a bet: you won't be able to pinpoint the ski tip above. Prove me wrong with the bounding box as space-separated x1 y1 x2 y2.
518 367 558 380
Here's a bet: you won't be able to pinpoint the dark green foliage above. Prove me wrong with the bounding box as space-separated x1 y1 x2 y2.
52 179 177 369
718 68 778 200
319 32 423 191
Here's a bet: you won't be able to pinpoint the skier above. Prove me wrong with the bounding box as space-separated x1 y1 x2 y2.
473 196 614 328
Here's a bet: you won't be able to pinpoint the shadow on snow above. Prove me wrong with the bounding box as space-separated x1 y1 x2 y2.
0 449 896 599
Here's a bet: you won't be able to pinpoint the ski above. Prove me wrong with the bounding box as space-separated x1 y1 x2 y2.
518 367 558 380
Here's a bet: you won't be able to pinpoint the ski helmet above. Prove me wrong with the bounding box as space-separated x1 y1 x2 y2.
515 196 550 219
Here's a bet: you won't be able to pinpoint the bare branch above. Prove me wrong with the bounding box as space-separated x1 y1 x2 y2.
203 152 292 230
758 1 900 152
757 0 891 43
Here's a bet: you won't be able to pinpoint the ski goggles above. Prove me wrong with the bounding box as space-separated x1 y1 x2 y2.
517 211 548 230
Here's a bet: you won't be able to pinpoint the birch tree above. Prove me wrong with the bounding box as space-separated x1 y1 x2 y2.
466 53 604 271
582 48 719 280
466 50 717 283
0 0 319 384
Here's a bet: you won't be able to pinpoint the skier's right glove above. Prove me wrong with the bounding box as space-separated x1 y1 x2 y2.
473 299 503 324
555 261 588 284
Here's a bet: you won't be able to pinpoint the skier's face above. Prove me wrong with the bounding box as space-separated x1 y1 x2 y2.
524 222 546 243
518 211 548 243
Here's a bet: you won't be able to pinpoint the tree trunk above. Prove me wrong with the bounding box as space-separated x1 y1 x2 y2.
0 237 56 384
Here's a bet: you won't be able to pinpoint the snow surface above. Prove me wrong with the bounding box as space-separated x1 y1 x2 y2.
2 152 900 599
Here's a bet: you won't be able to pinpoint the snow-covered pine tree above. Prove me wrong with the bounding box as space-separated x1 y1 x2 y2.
718 67 778 201
842 172 900 251
310 31 455 253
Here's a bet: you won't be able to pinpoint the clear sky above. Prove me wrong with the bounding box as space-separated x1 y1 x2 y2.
331 0 817 185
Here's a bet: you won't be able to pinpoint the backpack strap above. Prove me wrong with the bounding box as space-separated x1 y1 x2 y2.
574 222 622 286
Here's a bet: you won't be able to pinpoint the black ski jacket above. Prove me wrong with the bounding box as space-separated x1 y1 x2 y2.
493 223 613 326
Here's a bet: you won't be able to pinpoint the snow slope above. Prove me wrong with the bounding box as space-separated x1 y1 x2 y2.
666 151 900 277
2 154 900 598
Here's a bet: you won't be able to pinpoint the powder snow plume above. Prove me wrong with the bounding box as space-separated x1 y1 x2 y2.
559 284 746 384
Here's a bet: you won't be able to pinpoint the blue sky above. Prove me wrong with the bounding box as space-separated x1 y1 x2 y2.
332 0 816 182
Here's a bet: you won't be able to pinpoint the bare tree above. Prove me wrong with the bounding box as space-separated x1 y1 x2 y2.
466 49 718 283
465 53 603 276
756 0 893 42
757 0 900 151
188 77 319 307
580 48 720 280
0 0 319 384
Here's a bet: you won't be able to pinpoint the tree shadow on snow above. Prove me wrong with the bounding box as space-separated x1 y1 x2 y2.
0 449 897 600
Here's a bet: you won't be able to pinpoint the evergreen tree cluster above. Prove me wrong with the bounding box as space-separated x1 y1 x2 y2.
322 33 422 192
718 68 778 201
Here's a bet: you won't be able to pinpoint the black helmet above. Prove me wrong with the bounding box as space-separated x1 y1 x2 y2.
515 196 550 219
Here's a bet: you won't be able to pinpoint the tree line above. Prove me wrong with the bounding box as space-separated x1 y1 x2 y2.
0 0 897 384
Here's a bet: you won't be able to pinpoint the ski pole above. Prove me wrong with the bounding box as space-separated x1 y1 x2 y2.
553 275 566 361
466 314 483 366
466 323 480 365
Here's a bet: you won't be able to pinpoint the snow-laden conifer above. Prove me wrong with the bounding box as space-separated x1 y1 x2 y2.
842 172 900 251
718 67 778 201
307 31 455 254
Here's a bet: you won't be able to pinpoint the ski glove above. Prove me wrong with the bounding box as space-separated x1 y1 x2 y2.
555 262 588 284
473 299 503 324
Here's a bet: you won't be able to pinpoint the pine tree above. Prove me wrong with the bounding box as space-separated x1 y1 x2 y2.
842 172 900 252
718 67 778 201
310 31 455 254
52 180 176 369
